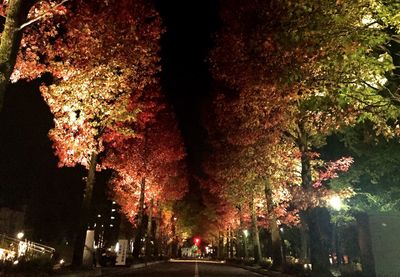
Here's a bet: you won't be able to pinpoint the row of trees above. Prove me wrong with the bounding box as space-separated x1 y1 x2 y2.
1 0 400 275
0 0 188 266
197 0 400 276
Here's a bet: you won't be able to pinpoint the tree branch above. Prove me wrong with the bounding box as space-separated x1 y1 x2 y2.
18 0 68 31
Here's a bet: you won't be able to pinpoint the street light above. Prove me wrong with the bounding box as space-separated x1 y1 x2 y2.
16 232 24 240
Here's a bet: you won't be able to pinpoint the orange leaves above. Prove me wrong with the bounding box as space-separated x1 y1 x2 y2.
104 102 188 225
31 0 163 173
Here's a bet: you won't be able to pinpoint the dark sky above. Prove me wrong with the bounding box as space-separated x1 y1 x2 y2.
155 0 219 172
0 0 219 242
0 80 87 242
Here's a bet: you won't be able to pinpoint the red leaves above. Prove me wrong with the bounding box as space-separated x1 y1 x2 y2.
313 157 353 188
104 102 188 225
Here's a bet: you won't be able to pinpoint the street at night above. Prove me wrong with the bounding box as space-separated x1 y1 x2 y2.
0 0 400 277
104 260 263 277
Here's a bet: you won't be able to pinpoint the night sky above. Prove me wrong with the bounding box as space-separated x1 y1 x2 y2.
0 0 219 243
156 0 219 172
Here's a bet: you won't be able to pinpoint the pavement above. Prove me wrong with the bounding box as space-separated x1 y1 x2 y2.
226 263 294 277
53 259 294 277
103 260 264 276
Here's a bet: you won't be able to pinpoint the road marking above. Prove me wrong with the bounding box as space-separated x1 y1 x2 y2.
170 259 225 264
194 261 199 277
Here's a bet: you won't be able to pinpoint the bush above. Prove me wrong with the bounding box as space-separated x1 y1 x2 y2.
283 263 310 277
243 258 256 266
259 257 272 269
226 258 242 264
0 257 53 276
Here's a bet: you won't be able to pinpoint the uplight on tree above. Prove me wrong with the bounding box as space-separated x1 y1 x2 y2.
328 195 343 211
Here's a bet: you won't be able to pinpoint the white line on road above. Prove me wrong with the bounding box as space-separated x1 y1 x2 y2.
170 259 225 264
194 261 199 277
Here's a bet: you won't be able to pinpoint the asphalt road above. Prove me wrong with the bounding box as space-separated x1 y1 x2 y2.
107 260 263 276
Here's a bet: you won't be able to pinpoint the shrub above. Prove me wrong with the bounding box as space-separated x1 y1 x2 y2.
259 257 273 269
243 258 256 266
283 263 311 277
0 257 53 276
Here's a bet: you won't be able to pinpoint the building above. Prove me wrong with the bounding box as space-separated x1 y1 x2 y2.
0 207 25 236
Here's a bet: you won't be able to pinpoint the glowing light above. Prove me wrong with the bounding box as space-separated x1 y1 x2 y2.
59 259 65 265
16 232 24 240
328 195 343 211
243 229 249 237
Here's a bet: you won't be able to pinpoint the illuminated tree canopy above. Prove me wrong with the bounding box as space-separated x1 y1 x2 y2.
1 0 400 274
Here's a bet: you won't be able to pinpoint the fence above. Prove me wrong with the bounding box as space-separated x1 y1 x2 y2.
0 233 55 260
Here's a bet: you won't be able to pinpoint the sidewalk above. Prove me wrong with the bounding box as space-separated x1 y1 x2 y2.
53 260 165 277
227 262 294 277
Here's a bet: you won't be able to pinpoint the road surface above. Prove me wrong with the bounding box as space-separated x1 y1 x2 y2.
106 260 263 276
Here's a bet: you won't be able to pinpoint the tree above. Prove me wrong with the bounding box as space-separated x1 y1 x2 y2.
104 103 188 259
35 0 162 266
0 0 69 110
209 0 398 275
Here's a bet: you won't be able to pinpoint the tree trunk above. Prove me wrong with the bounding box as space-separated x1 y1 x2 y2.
250 198 262 263
132 178 146 258
72 152 98 267
145 198 154 260
265 182 284 269
217 231 224 260
0 0 33 111
154 205 162 257
297 122 333 277
300 221 309 262
303 207 333 277
355 212 376 277
226 227 232 259
237 206 245 259
229 226 234 258
170 215 178 258
244 231 249 260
